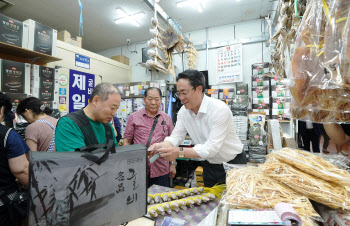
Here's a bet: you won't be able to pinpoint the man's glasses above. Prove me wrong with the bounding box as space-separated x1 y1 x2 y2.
174 88 195 99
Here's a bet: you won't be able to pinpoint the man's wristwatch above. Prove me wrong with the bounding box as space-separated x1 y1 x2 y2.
170 161 177 166
178 147 185 158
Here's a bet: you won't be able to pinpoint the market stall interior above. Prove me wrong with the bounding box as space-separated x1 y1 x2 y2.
0 0 350 225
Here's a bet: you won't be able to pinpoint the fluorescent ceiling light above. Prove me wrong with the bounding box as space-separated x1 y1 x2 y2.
177 0 207 13
115 9 145 27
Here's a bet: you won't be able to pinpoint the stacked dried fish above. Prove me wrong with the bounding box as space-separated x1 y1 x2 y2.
262 152 350 210
269 148 350 187
145 5 186 78
269 0 306 80
185 39 198 69
222 167 322 225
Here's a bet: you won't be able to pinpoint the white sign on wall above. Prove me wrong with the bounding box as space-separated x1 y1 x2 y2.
216 43 243 84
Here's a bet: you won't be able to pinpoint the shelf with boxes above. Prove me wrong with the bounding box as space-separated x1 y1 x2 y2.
251 62 272 118
0 13 61 116
0 41 61 66
1 59 59 106
0 14 61 66
207 84 250 141
114 80 169 138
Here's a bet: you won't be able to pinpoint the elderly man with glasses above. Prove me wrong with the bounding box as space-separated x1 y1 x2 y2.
149 70 246 187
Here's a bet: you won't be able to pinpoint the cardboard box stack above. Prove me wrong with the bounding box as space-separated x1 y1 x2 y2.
195 166 204 187
111 55 130 66
57 30 82 48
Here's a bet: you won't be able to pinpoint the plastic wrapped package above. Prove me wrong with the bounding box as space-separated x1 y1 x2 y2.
252 74 270 87
232 110 248 116
249 124 267 146
251 86 269 99
320 153 350 171
249 112 267 146
232 115 248 140
252 98 270 109
249 146 267 155
269 148 350 187
248 156 266 164
262 155 350 210
271 97 291 109
236 83 248 95
231 95 249 110
221 167 322 223
271 85 291 98
289 0 350 123
323 0 350 88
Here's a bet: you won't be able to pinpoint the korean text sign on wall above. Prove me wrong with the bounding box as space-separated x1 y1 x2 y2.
69 69 95 113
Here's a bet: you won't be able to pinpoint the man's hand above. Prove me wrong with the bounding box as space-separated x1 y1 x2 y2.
148 141 174 157
156 147 179 162
169 164 176 179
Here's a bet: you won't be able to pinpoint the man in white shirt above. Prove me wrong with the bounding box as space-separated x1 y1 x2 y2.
149 70 246 187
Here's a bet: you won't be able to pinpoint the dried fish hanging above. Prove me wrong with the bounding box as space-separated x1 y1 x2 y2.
288 0 350 123
185 39 198 70
145 0 186 78
269 0 307 81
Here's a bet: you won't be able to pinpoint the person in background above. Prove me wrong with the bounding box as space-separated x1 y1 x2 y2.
124 87 175 187
17 97 58 152
298 121 321 153
149 70 246 187
0 93 30 226
324 123 350 155
112 116 122 143
55 83 120 151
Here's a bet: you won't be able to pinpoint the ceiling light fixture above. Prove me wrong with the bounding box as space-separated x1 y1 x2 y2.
176 0 207 13
115 9 145 27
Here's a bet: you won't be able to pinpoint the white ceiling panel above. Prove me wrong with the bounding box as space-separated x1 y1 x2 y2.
2 0 273 52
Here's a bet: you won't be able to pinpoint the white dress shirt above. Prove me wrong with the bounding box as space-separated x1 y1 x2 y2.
165 94 243 164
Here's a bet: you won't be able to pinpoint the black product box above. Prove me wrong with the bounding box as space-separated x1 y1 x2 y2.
0 13 28 48
24 19 57 56
31 64 56 80
32 88 55 101
31 77 55 89
0 59 30 93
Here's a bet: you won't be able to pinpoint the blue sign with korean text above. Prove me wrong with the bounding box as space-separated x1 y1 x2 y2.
69 69 95 113
75 54 90 69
